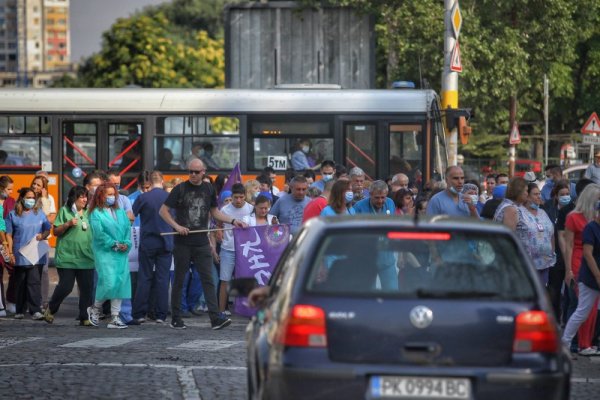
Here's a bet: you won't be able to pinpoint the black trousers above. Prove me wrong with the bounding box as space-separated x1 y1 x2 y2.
171 243 218 321
48 268 94 321
14 265 43 315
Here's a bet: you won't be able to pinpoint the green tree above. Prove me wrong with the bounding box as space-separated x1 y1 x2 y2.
77 13 224 88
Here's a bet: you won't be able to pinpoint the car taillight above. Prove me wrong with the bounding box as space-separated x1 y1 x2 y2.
279 304 327 348
513 311 559 353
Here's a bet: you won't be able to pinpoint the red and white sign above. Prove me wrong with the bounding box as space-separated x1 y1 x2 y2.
450 41 462 73
509 123 521 145
581 112 600 134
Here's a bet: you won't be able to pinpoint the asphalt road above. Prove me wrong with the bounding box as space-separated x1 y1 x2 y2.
1 270 599 400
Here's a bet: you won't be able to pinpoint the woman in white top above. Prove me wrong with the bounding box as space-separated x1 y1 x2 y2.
31 174 56 310
242 194 279 226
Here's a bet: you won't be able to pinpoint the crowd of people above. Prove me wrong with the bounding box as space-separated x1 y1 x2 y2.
0 159 599 353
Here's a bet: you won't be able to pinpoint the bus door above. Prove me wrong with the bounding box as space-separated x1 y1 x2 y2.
343 122 377 180
388 123 426 187
61 119 144 200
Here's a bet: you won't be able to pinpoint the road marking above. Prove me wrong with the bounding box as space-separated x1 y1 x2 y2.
0 337 41 349
59 337 143 348
178 367 202 400
168 340 244 351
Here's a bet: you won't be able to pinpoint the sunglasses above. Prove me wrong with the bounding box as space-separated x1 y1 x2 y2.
189 169 205 175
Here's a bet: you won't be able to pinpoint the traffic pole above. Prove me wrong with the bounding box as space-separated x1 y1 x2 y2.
442 0 459 166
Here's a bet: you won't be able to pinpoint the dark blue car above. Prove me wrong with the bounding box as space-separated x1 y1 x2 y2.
245 216 571 400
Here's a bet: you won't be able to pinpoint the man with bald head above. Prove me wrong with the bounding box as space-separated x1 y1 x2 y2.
426 166 478 217
390 173 409 193
160 159 246 330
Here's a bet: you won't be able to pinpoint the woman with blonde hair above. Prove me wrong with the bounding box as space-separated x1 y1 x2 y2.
31 174 56 310
564 183 600 355
244 179 260 204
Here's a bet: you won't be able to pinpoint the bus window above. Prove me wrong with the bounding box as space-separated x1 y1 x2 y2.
108 123 143 189
155 116 239 171
345 123 376 180
389 124 422 182
249 118 333 171
0 115 51 168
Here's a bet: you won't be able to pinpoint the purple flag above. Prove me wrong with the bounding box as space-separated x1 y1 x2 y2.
233 224 290 317
218 162 242 207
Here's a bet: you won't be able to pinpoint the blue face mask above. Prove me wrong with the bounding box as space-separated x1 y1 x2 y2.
449 186 458 195
344 191 354 203
546 177 553 184
558 195 571 206
105 196 116 207
322 173 333 182
23 199 36 209
529 202 539 210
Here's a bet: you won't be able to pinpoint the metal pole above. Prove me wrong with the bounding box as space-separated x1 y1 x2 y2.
441 0 458 166
544 75 549 167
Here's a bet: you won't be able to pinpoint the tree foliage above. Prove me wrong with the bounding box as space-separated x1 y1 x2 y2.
303 0 600 161
66 9 225 88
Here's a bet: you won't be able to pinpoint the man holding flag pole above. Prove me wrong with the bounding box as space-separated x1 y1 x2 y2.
159 159 246 330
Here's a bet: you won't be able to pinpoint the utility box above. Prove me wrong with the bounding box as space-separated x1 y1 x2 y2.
225 1 375 89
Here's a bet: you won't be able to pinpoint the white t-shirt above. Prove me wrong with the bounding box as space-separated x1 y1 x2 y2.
220 202 253 251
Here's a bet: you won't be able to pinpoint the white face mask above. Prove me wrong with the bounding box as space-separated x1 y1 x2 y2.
302 146 310 153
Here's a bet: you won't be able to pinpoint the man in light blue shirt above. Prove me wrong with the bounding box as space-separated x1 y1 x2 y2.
426 166 478 218
541 164 576 202
584 152 600 185
270 175 311 235
353 180 397 290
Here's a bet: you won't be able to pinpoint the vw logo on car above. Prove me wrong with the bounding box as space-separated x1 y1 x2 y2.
409 305 433 329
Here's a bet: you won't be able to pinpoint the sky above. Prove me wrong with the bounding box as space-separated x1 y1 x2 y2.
70 0 169 62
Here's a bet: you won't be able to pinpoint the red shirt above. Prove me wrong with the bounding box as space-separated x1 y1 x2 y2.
302 196 328 223
565 211 588 276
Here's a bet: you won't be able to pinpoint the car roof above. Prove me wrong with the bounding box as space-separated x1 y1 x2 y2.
303 215 514 235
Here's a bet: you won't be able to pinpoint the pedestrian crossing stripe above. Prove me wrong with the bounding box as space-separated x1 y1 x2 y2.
0 337 41 349
59 337 143 348
167 340 244 351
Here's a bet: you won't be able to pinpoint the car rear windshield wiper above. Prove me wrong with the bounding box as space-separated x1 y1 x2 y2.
416 289 502 299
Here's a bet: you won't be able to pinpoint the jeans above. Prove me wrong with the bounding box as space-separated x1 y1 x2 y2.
48 268 94 321
133 247 172 320
562 282 600 349
171 244 218 321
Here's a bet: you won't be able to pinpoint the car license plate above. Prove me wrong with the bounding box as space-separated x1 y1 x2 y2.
370 376 471 399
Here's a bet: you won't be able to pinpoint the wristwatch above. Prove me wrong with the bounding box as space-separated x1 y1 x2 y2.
231 218 236 225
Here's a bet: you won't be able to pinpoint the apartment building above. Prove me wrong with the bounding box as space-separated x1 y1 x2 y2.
0 0 72 87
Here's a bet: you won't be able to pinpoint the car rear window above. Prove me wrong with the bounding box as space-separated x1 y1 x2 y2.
305 230 536 300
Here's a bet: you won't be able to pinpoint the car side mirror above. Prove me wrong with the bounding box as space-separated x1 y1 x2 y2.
228 277 258 297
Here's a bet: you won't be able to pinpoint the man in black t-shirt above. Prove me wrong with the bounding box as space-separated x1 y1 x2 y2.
160 159 246 330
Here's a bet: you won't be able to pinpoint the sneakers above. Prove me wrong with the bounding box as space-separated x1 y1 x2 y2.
87 306 100 327
579 347 600 356
43 309 54 324
107 316 128 329
190 308 204 317
14 313 24 319
6 302 16 314
0 308 6 317
211 313 232 330
32 312 44 320
126 319 140 326
136 317 146 324
155 319 165 324
223 310 232 317
170 319 187 329
79 319 92 327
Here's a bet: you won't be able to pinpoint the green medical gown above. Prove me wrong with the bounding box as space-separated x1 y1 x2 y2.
90 207 132 301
